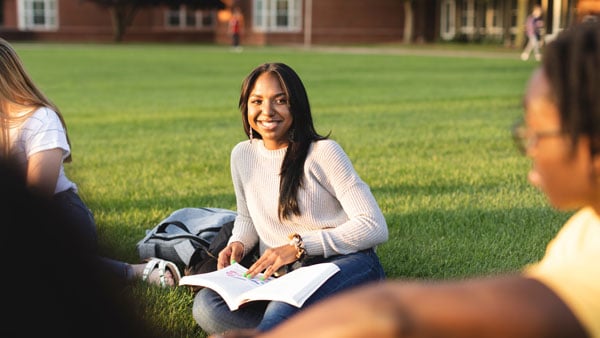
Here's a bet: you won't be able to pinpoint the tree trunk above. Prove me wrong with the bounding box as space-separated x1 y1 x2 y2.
403 0 414 44
109 4 137 42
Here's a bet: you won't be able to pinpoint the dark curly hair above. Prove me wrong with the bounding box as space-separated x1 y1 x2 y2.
542 21 600 155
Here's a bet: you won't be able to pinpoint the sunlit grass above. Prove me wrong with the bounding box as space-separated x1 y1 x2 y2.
14 42 569 336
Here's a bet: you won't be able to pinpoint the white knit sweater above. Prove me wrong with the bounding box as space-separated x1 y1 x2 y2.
229 138 388 258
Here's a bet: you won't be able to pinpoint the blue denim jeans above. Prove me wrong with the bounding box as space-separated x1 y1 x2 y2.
53 189 98 249
53 189 132 280
192 248 385 334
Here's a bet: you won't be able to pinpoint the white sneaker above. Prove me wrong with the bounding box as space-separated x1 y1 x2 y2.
521 53 528 61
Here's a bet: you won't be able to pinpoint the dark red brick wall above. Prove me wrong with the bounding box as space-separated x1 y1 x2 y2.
1 0 217 43
0 0 428 45
3 0 17 27
306 0 404 44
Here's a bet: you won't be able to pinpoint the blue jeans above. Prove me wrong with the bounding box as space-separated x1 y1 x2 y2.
192 248 385 334
53 189 132 280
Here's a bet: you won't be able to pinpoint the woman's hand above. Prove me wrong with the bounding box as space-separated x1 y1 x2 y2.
217 241 244 270
244 244 298 279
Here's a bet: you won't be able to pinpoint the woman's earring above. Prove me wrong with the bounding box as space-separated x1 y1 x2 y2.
288 128 295 142
249 128 254 143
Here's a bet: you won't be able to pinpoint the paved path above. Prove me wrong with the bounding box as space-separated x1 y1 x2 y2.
292 45 524 60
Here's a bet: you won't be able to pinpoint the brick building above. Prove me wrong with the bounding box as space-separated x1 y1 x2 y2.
0 0 221 42
0 0 592 46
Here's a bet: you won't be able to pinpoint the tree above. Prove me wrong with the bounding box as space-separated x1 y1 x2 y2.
84 0 225 42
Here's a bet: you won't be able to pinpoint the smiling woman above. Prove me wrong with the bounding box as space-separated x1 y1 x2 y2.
190 62 389 335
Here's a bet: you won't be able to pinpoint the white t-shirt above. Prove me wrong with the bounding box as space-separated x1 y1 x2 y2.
8 107 77 194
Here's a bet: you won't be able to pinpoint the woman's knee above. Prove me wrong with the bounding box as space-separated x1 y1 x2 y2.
193 289 261 334
192 289 219 334
257 302 298 332
333 249 385 280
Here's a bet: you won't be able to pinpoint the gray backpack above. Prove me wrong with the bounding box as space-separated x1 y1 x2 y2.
136 207 236 269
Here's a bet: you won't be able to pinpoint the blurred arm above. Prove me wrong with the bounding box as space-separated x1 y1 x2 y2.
253 275 587 338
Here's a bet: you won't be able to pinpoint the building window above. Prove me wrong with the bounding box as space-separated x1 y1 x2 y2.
484 0 503 36
510 0 518 27
459 0 475 35
440 0 456 40
17 0 57 30
490 0 499 27
253 0 302 32
166 7 216 30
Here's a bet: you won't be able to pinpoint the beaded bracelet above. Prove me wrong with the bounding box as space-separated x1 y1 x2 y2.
288 233 306 261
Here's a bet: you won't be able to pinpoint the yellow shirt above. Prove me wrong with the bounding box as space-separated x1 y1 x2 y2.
525 207 600 337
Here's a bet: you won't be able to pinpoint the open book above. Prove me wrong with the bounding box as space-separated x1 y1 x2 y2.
179 262 340 311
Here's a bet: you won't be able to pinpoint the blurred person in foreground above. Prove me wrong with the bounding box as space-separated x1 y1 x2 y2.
0 158 162 337
0 37 180 288
211 21 600 338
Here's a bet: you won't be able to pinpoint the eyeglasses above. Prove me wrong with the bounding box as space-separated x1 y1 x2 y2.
511 118 563 155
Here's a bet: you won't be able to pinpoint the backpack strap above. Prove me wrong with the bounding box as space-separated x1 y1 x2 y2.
172 239 198 267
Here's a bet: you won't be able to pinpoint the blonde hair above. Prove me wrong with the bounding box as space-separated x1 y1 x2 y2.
0 38 71 162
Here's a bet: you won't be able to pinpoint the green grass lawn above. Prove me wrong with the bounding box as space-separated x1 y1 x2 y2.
14 42 571 337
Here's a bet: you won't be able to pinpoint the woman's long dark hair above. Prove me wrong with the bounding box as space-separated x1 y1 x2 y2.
238 63 328 220
542 21 600 155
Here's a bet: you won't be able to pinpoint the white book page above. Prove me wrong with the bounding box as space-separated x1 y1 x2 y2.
238 262 340 308
179 263 272 310
180 262 340 311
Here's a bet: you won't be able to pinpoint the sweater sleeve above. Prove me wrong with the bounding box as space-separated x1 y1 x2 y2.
229 142 259 256
300 140 389 257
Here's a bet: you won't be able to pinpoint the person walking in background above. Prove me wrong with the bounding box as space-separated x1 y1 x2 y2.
0 37 180 288
211 21 600 338
521 5 544 61
192 62 389 335
228 7 244 52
